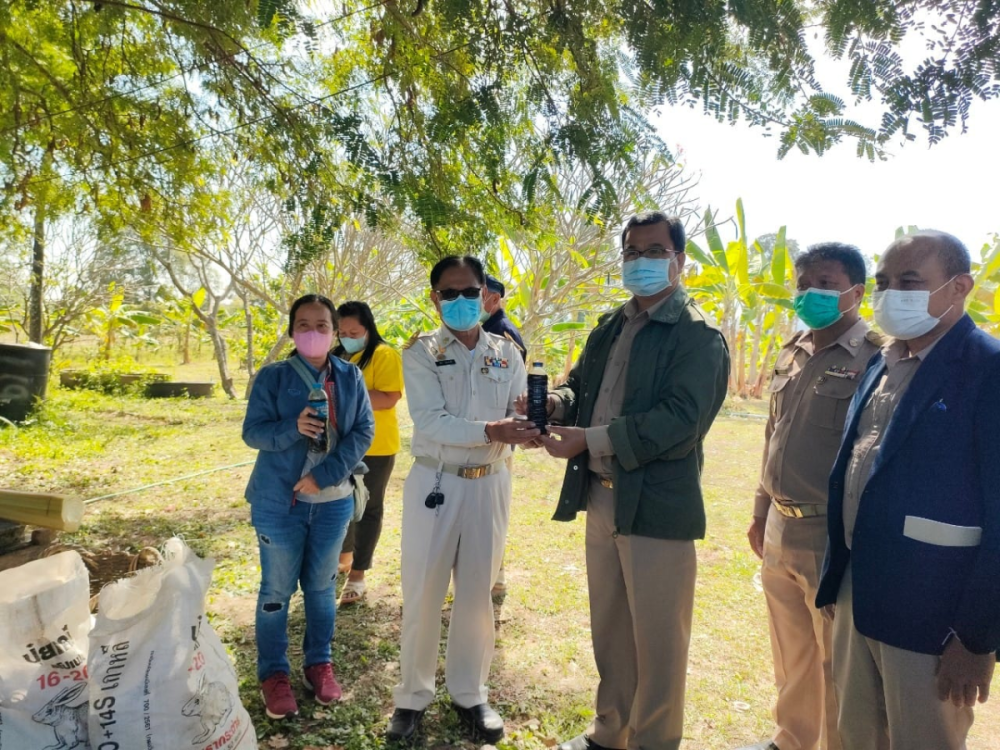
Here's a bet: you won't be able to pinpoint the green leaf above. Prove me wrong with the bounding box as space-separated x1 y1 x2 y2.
704 211 728 273
771 226 788 284
684 239 713 267
736 198 747 245
728 240 749 286
756 282 792 299
128 313 161 326
192 287 207 308
976 241 1000 283
551 322 588 332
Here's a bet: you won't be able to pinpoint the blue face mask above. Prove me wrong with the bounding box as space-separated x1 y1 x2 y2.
440 296 482 332
340 335 367 354
622 257 673 297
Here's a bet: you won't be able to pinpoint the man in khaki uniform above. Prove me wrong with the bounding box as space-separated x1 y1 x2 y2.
738 243 880 750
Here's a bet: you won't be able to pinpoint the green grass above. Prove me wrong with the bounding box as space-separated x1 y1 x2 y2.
2 379 998 749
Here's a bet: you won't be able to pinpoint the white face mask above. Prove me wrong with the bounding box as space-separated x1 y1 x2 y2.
872 277 956 340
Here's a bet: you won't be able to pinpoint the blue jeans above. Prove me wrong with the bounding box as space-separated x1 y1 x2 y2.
252 497 353 681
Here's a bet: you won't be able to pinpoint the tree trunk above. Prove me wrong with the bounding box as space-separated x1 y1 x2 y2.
751 336 776 398
559 329 578 386
736 330 747 398
204 318 237 399
102 321 115 360
28 201 46 343
240 291 255 379
182 320 191 365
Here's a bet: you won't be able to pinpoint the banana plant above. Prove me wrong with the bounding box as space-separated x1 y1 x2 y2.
86 282 160 360
967 235 1000 336
684 199 796 398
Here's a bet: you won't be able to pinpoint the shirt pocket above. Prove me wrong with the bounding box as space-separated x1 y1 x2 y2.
480 367 513 411
768 374 791 418
805 377 857 430
903 516 982 547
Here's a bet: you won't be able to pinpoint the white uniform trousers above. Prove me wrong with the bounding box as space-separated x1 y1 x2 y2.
832 563 974 749
761 508 841 750
393 461 511 710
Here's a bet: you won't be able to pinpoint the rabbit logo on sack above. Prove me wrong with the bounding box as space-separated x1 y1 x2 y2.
181 672 235 746
31 682 90 750
21 624 85 670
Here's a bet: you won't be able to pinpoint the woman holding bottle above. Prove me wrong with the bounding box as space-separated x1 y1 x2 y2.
242 293 374 718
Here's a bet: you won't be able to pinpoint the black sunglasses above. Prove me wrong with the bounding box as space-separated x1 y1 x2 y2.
435 286 481 301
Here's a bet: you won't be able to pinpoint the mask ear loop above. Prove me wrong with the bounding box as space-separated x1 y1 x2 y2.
927 275 961 323
838 283 862 317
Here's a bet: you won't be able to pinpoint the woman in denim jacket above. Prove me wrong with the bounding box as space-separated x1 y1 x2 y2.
242 294 374 720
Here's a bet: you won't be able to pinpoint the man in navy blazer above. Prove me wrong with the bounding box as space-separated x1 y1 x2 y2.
816 230 999 748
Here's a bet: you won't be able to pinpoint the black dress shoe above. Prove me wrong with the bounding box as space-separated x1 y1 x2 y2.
452 702 504 743
386 708 424 744
557 733 620 750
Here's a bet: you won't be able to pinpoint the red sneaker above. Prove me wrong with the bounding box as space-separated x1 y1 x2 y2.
303 662 342 705
261 673 299 719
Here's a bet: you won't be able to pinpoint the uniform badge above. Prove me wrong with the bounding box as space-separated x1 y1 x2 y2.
823 366 858 380
484 355 509 369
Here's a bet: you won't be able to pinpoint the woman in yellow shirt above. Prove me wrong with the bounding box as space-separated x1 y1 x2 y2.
334 301 403 605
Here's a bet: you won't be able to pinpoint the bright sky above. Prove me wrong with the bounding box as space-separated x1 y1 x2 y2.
652 71 1000 265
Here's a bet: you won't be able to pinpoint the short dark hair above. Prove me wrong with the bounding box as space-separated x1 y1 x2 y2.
620 211 686 254
287 293 337 336
429 255 486 288
794 242 868 286
333 300 387 372
900 230 972 277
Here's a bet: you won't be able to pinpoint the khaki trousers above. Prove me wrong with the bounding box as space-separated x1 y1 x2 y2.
585 480 696 750
832 564 974 749
761 508 841 750
393 462 511 710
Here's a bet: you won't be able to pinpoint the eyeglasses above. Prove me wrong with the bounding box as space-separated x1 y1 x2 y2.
435 286 481 301
621 247 679 262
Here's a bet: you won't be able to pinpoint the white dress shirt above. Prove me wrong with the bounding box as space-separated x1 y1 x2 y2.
403 326 527 466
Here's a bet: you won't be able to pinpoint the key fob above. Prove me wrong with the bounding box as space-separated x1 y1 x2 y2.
424 491 444 509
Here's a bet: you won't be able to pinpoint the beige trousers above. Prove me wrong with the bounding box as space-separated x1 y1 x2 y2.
761 508 841 750
585 480 696 750
832 564 974 749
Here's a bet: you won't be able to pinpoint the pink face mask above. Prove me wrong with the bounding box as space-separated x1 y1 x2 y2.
293 330 334 358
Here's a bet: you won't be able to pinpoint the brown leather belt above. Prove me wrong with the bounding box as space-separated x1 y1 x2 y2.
771 499 826 518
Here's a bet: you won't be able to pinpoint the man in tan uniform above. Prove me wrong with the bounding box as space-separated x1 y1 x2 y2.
737 243 880 750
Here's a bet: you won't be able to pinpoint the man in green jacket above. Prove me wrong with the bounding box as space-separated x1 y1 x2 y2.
539 210 730 750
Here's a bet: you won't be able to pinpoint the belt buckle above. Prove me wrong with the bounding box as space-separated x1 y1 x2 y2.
773 501 801 518
600 477 614 489
459 465 487 479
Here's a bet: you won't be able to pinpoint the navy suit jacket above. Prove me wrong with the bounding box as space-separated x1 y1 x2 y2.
816 315 1000 655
